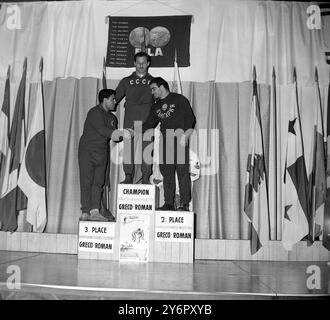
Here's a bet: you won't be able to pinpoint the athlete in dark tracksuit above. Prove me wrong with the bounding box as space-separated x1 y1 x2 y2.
78 89 118 220
142 77 196 211
115 52 153 184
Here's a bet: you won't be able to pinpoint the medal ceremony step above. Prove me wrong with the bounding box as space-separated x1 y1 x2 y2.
78 184 194 263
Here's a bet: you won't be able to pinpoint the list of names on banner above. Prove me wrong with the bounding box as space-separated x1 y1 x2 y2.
108 20 130 67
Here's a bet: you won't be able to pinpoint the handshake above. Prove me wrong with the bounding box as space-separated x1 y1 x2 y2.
111 128 135 142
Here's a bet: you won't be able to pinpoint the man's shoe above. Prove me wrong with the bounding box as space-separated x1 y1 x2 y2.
79 213 90 221
142 174 151 184
157 203 175 211
120 174 133 184
177 203 190 211
90 209 109 221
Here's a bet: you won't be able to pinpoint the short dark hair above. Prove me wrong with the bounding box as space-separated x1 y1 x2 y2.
149 77 170 91
134 51 151 64
98 89 116 104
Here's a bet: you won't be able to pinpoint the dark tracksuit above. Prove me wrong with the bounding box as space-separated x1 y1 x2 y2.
142 92 196 206
78 105 118 213
115 72 153 176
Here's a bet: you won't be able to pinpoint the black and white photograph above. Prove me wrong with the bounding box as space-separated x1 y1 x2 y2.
0 0 329 306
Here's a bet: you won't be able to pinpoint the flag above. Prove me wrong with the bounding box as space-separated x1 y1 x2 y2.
282 80 310 250
308 77 326 244
0 59 27 232
323 82 330 250
243 75 270 254
0 66 11 187
0 66 11 229
17 62 47 232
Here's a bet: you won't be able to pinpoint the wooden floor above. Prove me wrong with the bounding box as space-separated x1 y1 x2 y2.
0 251 329 300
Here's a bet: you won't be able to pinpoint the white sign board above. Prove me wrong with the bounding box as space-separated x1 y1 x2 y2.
78 238 114 253
155 211 194 243
117 184 155 214
119 213 150 262
78 221 115 254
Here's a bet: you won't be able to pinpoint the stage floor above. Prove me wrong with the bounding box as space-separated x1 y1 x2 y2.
0 251 329 300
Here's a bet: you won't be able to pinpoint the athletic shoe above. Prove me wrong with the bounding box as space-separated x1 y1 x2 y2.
120 174 133 184
177 203 190 211
79 213 90 221
90 209 109 222
157 204 175 211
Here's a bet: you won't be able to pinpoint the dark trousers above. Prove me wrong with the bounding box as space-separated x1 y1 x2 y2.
159 135 191 206
78 144 108 213
123 135 152 176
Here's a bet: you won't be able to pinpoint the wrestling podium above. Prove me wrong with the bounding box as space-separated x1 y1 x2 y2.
78 184 194 263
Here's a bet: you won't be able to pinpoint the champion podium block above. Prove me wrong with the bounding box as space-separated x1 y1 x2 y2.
78 184 194 263
117 184 155 262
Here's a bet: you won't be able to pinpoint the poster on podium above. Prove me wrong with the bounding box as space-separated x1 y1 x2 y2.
119 213 149 262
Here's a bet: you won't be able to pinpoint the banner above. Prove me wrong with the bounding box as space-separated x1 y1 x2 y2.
17 66 47 233
243 77 270 254
282 81 310 250
323 82 330 250
0 59 27 232
106 15 191 68
307 79 326 244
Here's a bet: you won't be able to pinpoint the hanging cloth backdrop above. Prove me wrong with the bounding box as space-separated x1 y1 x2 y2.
0 0 328 85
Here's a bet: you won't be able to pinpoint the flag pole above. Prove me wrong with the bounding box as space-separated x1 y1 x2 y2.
253 65 271 240
39 56 48 220
323 72 330 250
294 67 311 240
22 58 27 144
102 57 107 90
293 68 307 160
6 65 11 137
315 67 326 159
272 66 278 239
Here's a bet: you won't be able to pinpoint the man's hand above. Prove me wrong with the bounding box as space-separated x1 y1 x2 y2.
111 129 123 142
126 128 135 138
111 128 135 142
179 134 189 147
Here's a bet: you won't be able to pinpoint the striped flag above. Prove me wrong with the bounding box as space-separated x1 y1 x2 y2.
243 75 270 254
0 66 11 229
308 75 326 244
0 66 11 187
323 82 330 250
282 80 310 250
0 59 27 232
17 61 47 232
